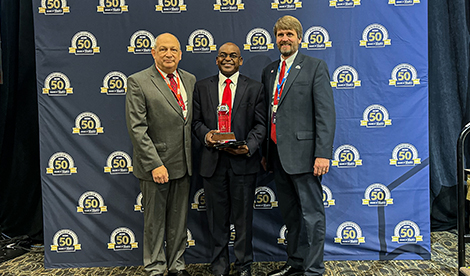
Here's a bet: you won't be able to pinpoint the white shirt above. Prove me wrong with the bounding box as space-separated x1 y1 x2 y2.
218 71 239 106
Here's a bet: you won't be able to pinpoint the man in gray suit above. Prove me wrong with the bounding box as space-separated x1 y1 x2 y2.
125 33 195 276
261 16 336 276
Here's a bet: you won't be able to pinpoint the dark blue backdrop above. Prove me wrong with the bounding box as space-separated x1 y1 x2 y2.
32 0 429 268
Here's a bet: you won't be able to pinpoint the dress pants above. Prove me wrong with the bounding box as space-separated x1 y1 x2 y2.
270 143 326 276
140 175 190 276
203 152 256 275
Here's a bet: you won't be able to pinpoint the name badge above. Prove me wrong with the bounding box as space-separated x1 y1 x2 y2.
272 104 278 124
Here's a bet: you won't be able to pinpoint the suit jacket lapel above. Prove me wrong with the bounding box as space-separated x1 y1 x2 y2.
279 53 304 106
231 75 247 122
209 76 219 125
178 69 192 122
149 66 183 118
268 61 280 108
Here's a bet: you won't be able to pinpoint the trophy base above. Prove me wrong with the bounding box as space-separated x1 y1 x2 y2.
213 132 236 142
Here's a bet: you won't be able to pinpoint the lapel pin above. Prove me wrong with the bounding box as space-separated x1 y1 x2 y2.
271 69 274 73
295 65 301 69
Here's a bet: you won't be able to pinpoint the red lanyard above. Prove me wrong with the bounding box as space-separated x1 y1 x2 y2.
156 68 186 112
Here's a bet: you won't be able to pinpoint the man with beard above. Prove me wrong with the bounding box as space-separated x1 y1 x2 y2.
261 16 336 276
193 42 266 276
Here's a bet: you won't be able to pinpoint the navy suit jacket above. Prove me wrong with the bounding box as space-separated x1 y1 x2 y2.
193 74 267 177
262 52 336 174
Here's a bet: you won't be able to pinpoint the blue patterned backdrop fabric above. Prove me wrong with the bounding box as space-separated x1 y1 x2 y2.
32 0 429 268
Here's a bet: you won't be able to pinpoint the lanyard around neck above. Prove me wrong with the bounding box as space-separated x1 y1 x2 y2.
276 61 292 101
156 67 181 94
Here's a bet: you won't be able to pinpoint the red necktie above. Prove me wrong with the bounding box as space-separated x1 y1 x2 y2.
167 73 186 112
271 61 286 144
168 73 178 93
221 78 232 131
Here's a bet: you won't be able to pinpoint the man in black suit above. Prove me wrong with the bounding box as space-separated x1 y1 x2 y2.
193 42 266 276
261 16 336 276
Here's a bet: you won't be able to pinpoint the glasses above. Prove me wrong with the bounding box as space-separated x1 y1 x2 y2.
217 53 239 59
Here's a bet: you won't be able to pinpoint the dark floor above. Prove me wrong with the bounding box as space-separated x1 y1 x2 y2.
0 231 464 276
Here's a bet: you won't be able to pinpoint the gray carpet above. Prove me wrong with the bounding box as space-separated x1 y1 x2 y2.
0 231 464 275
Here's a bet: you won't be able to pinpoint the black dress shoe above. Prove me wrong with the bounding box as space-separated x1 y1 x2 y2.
267 265 304 276
168 270 191 276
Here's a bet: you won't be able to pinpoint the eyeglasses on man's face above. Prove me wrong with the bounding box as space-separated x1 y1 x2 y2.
217 52 239 59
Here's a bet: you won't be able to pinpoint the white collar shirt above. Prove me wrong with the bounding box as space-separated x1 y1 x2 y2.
218 71 239 106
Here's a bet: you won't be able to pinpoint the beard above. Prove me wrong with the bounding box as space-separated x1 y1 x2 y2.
280 48 293 57
278 42 297 57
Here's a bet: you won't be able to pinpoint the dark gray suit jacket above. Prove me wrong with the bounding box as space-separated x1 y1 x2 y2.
192 74 267 177
262 52 336 174
125 65 196 181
